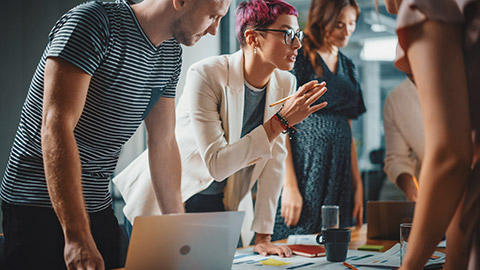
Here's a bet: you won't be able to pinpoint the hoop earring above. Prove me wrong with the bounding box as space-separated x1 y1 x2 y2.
254 47 257 55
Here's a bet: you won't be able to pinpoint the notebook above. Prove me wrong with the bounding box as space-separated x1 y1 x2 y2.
366 201 415 240
288 244 326 257
124 211 245 270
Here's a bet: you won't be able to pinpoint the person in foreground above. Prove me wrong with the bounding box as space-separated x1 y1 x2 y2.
383 0 480 269
114 0 327 258
272 0 365 241
0 0 231 268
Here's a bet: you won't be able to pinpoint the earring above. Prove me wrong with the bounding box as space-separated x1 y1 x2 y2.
254 47 257 55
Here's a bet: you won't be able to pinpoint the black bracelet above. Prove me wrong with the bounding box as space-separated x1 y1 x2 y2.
275 110 297 139
275 111 289 133
285 126 297 139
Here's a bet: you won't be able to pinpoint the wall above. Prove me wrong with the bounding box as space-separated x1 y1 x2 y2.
0 0 87 180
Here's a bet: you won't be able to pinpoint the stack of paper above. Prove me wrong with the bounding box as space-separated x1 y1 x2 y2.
345 243 445 268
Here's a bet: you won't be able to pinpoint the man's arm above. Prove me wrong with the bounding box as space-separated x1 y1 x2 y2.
144 97 184 214
42 57 104 269
383 96 418 201
395 173 418 202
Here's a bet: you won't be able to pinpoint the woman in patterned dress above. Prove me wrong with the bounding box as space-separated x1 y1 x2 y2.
272 0 365 241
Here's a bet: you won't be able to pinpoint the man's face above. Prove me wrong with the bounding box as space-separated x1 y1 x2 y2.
172 0 231 46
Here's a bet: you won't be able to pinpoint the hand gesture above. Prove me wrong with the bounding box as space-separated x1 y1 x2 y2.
279 80 327 126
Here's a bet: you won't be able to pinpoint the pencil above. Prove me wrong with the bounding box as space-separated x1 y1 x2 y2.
269 95 292 107
343 261 359 270
269 83 323 107
412 175 420 191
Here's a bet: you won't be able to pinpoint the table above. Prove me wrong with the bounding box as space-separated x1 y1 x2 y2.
115 224 445 269
272 224 398 252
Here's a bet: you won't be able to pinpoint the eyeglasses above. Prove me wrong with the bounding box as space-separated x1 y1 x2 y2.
253 28 304 45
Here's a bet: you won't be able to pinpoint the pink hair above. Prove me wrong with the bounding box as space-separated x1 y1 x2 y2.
236 0 298 48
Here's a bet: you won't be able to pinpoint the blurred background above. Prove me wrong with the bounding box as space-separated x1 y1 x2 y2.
0 0 407 232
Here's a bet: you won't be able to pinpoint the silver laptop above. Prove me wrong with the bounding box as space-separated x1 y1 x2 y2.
124 211 245 270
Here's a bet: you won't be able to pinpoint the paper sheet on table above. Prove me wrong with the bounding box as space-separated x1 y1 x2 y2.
437 240 446 248
286 234 319 245
233 247 392 269
345 243 445 268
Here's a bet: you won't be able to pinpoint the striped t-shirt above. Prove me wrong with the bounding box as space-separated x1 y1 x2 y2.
1 0 182 212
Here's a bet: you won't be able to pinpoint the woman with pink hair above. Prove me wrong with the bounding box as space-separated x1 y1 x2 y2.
114 0 327 257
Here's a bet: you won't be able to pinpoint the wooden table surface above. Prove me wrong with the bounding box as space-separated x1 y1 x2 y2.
349 224 398 251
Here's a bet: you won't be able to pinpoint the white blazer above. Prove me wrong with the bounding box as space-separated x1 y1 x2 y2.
113 50 296 246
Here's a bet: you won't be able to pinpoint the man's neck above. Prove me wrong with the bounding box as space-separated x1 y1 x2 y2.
131 0 174 46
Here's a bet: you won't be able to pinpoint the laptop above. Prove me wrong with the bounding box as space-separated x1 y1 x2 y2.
366 201 415 240
124 211 245 270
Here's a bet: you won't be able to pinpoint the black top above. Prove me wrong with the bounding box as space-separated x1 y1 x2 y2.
294 48 366 118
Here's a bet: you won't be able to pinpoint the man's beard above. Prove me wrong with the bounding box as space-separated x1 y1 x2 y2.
172 18 200 46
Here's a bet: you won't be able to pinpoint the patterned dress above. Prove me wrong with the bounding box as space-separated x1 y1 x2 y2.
272 48 366 241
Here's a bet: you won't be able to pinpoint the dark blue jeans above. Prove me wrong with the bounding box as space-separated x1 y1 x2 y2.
184 193 225 213
123 193 225 239
1 201 126 270
184 193 245 247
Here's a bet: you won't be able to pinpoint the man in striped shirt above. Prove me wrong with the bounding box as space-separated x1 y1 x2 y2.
0 0 231 269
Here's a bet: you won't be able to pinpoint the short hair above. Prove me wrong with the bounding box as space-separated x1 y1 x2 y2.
236 0 298 48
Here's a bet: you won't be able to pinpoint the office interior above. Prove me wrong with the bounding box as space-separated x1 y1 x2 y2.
0 0 408 233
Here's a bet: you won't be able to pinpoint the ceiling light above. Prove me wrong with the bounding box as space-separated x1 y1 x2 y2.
360 37 397 61
370 24 387 32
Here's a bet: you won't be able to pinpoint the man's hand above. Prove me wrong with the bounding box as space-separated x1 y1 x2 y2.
281 185 303 227
253 233 292 258
396 173 418 202
64 236 104 270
